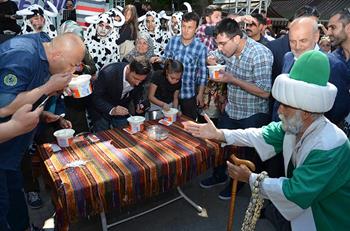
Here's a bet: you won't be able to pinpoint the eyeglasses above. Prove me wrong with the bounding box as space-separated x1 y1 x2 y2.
216 36 234 47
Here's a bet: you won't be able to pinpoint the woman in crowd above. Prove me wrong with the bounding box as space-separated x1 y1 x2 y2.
116 4 139 60
148 59 183 112
138 11 171 56
61 0 76 24
123 32 155 63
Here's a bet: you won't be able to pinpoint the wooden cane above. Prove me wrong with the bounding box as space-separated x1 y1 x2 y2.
227 154 256 231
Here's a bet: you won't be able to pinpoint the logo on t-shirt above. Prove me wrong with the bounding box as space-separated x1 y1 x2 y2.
4 74 17 87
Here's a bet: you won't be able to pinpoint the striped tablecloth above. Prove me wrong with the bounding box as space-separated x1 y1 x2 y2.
38 118 224 227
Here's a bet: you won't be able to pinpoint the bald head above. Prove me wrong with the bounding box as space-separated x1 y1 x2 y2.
289 17 320 58
47 32 85 74
53 32 85 56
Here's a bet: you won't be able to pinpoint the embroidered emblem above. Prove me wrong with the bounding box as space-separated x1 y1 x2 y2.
3 74 17 86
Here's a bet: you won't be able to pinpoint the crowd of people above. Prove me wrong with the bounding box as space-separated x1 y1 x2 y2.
0 0 349 230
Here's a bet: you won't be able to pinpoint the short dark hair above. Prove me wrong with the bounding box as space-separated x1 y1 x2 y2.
294 5 320 19
331 8 350 26
204 5 222 17
251 13 266 25
182 12 200 28
129 57 151 75
163 59 184 75
214 18 243 38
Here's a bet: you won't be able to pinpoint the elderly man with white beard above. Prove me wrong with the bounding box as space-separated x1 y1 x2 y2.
183 50 350 231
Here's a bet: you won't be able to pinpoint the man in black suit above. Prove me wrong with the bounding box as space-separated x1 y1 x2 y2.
91 57 152 132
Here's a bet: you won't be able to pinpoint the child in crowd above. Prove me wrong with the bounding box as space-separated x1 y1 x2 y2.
148 59 183 112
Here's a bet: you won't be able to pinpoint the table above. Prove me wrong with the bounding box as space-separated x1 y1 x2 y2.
38 118 224 230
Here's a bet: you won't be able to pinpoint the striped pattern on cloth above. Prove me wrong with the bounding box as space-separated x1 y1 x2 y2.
76 0 106 27
38 118 224 228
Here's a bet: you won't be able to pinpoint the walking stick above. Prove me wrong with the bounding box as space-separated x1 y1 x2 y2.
227 154 256 231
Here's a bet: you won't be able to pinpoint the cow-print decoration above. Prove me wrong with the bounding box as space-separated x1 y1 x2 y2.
167 2 192 36
19 5 57 38
138 11 171 57
84 11 122 70
168 12 183 36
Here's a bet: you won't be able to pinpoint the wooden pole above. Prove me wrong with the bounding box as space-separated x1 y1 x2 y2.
227 154 256 231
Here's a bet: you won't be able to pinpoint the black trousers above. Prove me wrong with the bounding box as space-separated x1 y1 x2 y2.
179 96 198 121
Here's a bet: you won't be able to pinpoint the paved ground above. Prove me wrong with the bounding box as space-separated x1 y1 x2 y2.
29 171 275 231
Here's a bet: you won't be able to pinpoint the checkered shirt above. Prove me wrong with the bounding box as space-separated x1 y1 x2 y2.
209 37 273 120
196 24 217 51
163 35 208 99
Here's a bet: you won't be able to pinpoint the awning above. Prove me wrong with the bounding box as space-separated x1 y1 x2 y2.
269 0 350 21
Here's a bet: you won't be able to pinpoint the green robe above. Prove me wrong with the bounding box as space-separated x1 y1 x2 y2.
222 116 350 230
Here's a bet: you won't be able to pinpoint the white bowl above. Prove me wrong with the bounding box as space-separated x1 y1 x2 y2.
162 108 178 122
207 64 226 80
68 74 92 98
127 116 146 133
53 128 75 147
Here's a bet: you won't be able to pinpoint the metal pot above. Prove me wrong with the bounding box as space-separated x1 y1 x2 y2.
146 110 163 121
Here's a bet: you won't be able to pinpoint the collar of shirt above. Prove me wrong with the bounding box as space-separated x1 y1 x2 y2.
236 36 251 59
38 32 50 62
122 65 133 98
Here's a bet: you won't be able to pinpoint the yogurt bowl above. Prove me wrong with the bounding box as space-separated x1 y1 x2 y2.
207 65 226 80
127 116 146 133
53 128 75 147
162 108 178 122
68 74 92 98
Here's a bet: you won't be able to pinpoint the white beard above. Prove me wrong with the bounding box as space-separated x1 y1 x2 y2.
279 111 304 135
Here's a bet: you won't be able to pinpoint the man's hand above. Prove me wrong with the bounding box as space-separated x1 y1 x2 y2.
235 15 254 24
211 70 235 84
182 114 225 141
111 106 129 116
40 111 60 123
10 104 43 134
226 161 252 183
207 56 218 65
43 73 73 95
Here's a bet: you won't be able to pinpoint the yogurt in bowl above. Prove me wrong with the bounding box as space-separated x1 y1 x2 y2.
68 74 92 98
207 65 226 80
127 116 146 133
53 128 75 147
162 108 178 122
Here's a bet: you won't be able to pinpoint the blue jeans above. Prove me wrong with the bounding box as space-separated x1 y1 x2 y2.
212 112 271 181
93 116 128 132
0 169 29 231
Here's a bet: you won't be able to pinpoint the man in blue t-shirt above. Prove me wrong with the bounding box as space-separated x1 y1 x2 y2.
327 9 350 137
0 32 85 231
